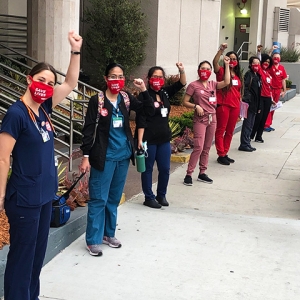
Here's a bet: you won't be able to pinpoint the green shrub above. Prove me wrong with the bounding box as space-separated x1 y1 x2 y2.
286 79 292 88
279 47 300 62
84 0 148 89
164 75 186 106
169 110 194 134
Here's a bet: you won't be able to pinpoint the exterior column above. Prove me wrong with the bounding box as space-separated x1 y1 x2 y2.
248 0 264 56
27 0 80 73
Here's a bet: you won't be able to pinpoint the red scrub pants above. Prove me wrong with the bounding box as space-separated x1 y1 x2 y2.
215 105 240 157
264 88 281 128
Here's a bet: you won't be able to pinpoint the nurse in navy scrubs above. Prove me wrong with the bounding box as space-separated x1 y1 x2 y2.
0 31 82 300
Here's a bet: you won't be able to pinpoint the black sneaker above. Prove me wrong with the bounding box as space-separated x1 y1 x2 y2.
197 173 213 184
183 175 193 186
225 155 235 163
217 156 230 165
143 200 162 209
255 138 264 143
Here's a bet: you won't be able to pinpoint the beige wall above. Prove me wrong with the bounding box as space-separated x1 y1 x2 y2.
0 0 27 16
27 0 80 74
155 0 221 82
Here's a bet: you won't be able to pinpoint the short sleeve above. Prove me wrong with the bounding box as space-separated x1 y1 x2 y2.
282 67 287 80
42 97 53 114
216 66 225 82
186 82 195 96
0 106 26 141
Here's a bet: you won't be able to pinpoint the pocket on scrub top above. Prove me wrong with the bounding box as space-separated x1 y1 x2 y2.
16 173 43 207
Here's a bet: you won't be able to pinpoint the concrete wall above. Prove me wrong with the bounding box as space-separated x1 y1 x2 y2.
157 0 221 83
0 0 27 16
219 0 236 51
27 0 80 74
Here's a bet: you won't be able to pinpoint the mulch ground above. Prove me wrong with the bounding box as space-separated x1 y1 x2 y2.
0 105 190 249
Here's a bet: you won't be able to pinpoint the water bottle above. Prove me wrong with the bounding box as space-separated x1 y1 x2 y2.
136 148 146 173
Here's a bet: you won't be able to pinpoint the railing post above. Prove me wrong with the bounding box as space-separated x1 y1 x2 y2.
69 98 74 171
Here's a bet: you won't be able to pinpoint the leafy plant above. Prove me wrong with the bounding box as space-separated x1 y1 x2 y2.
169 111 194 134
164 75 186 106
286 79 292 88
279 46 300 62
169 120 182 139
171 127 194 153
84 0 148 89
56 156 89 210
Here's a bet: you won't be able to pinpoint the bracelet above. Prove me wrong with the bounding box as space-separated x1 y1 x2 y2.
179 70 185 74
83 155 89 158
71 51 81 55
194 104 198 110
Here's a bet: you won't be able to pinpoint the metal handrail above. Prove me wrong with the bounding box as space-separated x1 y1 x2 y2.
0 42 100 170
237 41 251 59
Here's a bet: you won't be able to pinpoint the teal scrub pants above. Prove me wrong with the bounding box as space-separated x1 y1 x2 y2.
86 159 130 246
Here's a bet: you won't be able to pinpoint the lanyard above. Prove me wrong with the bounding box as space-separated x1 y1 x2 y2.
20 96 56 136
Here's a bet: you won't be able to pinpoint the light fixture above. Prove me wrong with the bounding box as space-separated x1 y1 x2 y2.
237 0 248 14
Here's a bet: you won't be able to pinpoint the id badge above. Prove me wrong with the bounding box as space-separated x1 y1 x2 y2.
161 108 168 117
54 155 58 167
41 130 50 142
209 97 216 104
232 79 238 86
113 116 123 128
266 77 271 83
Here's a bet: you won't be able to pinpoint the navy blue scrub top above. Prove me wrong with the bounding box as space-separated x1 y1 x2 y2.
0 98 58 207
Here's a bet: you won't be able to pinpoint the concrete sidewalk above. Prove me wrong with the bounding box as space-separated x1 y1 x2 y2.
40 96 300 300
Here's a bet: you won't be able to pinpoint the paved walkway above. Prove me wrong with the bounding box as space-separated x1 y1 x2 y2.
40 96 300 300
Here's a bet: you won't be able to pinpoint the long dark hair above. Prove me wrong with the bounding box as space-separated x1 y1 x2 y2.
226 51 242 82
29 62 57 84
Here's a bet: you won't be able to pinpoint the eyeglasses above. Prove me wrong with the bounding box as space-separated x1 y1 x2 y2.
151 75 164 79
107 75 125 80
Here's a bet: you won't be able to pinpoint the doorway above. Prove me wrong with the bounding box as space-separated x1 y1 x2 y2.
234 17 250 60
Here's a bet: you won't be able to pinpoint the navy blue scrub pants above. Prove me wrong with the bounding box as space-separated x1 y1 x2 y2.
4 192 52 300
141 142 171 201
86 159 130 246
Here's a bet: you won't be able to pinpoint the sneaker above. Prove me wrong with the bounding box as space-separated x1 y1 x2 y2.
103 236 122 248
264 127 272 132
197 173 213 184
143 199 162 209
217 156 230 165
225 155 235 163
269 127 275 131
255 138 264 143
86 244 103 256
183 175 193 186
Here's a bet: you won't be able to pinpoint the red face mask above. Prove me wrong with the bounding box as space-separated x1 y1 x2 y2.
28 77 54 104
262 62 269 70
198 69 211 81
149 78 165 91
107 79 125 94
252 65 260 73
273 57 280 64
229 60 238 68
